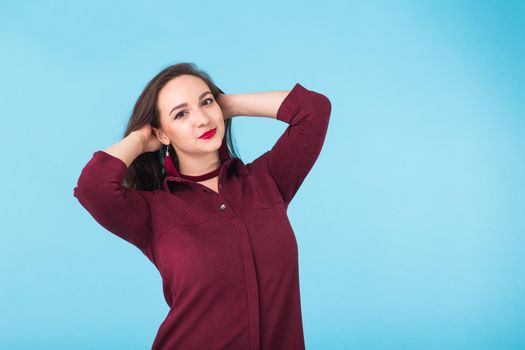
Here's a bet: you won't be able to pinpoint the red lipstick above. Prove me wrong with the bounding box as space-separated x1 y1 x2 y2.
199 128 217 139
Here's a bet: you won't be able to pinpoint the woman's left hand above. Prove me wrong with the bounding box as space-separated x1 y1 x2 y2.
217 93 234 120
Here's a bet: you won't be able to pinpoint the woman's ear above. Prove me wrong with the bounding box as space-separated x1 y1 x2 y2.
153 127 169 146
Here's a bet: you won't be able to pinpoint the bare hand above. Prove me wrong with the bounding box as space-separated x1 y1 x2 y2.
217 93 234 120
132 124 162 154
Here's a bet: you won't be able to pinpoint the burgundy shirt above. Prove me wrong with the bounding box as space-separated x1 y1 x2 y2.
73 82 331 350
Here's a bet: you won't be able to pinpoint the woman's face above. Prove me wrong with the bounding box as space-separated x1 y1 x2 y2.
155 74 224 159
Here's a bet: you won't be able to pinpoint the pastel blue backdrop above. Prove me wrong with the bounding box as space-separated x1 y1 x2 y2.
1 1 523 349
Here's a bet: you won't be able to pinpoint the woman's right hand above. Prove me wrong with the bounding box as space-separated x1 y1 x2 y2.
133 124 163 154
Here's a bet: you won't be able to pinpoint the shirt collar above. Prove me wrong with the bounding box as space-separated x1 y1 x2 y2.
161 139 249 192
162 158 249 192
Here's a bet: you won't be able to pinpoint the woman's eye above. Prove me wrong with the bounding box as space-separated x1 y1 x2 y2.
174 99 214 119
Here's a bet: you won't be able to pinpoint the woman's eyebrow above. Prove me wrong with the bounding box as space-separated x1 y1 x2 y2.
169 91 212 116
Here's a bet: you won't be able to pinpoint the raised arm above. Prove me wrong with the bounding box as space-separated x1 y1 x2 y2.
224 83 331 207
73 129 158 254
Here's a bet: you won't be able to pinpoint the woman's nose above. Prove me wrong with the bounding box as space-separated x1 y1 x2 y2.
194 109 211 124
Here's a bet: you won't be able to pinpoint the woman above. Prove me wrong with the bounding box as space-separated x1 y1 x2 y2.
73 62 331 350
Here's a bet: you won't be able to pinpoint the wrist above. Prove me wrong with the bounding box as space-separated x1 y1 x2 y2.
218 93 235 119
129 131 146 153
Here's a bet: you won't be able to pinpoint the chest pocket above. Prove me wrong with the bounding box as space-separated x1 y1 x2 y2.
239 173 284 213
148 190 221 235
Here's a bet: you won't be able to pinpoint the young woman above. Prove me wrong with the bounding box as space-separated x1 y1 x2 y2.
73 62 331 350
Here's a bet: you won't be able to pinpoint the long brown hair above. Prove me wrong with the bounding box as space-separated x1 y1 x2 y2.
122 62 241 191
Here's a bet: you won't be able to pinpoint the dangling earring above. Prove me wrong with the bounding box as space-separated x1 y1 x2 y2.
164 144 178 176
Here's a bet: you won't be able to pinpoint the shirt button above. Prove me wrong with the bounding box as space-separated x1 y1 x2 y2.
219 203 226 210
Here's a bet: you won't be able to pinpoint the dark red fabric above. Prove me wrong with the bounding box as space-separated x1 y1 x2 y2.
73 83 331 350
177 162 222 182
164 136 230 181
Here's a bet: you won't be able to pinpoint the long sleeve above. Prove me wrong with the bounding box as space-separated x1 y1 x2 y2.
249 82 332 207
73 150 153 254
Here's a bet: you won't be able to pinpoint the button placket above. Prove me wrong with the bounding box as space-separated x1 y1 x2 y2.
216 180 230 213
197 183 229 213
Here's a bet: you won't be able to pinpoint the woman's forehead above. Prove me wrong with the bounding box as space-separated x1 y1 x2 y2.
161 77 207 105
162 75 208 99
158 75 210 117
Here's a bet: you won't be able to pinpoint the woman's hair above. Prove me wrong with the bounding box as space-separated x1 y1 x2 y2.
121 62 241 191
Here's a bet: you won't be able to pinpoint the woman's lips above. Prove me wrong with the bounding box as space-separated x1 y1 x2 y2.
199 128 217 139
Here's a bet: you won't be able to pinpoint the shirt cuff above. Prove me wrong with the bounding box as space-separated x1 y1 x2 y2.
91 150 128 173
275 82 312 124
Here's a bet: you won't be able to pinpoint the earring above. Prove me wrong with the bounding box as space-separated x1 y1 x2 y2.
164 144 178 176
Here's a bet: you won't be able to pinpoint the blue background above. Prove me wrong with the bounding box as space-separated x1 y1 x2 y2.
1 1 524 349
